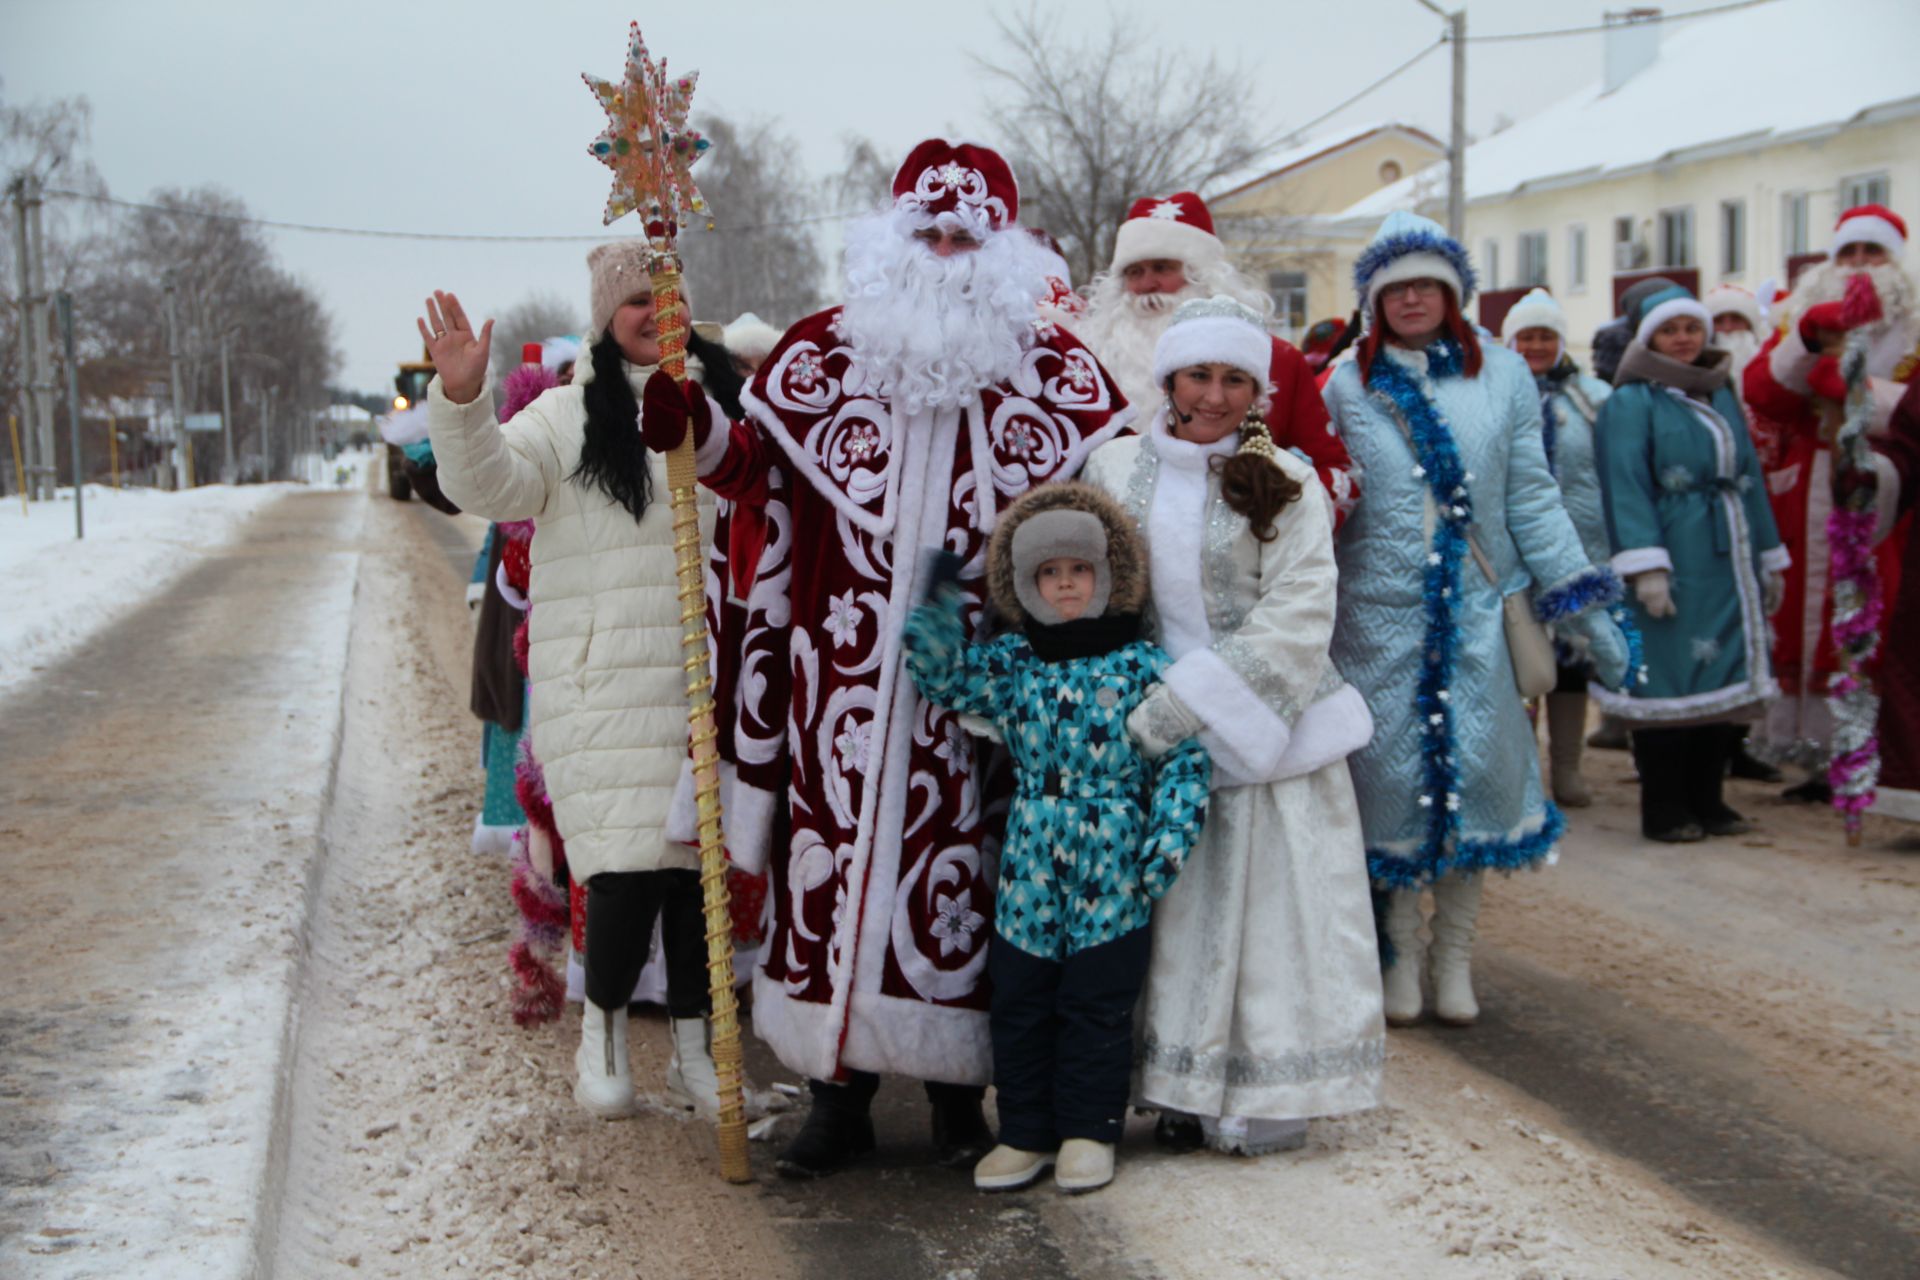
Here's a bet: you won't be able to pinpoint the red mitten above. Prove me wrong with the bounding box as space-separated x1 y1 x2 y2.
1798 301 1849 346
638 370 712 454
1807 355 1847 403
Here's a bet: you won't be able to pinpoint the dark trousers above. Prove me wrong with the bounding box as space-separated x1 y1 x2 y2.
1632 724 1734 832
583 869 709 1018
803 1071 985 1112
987 926 1152 1150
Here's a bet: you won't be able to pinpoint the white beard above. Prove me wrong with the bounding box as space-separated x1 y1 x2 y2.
1779 260 1920 377
1717 328 1760 382
1079 259 1272 418
839 208 1052 413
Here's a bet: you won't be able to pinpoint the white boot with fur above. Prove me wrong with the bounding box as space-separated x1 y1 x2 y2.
1380 888 1426 1026
666 1016 723 1118
1429 873 1484 1027
574 1003 637 1118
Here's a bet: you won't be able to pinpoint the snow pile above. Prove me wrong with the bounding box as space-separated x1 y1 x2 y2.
0 482 291 697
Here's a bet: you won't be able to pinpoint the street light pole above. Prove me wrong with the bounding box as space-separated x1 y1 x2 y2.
220 332 236 484
164 279 191 489
1416 0 1468 240
56 291 83 539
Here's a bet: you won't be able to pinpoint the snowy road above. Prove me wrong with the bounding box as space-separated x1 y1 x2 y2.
3 488 1915 1278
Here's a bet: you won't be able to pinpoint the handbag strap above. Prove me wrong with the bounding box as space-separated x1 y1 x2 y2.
1381 398 1502 590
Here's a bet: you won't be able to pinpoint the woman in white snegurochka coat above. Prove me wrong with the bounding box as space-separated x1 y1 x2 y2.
420 241 736 1122
1083 295 1386 1157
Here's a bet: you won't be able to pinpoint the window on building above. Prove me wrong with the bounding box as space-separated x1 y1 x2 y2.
1267 270 1308 339
1782 191 1810 257
1614 216 1649 270
1720 199 1746 276
1482 239 1500 290
1517 231 1549 287
1568 224 1589 291
1841 171 1891 209
1378 159 1403 184
1658 206 1694 269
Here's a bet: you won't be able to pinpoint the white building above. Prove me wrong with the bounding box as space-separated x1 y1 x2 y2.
1234 0 1920 357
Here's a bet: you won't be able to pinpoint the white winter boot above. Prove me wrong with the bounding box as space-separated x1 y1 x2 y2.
574 1002 637 1118
1054 1139 1116 1194
1429 873 1484 1027
1547 692 1594 807
666 1016 722 1118
1380 889 1426 1026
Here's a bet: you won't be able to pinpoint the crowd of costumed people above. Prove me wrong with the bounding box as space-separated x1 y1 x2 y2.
402 137 1915 1195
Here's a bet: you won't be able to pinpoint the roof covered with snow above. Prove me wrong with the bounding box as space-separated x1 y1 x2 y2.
1342 0 1920 221
1208 121 1445 204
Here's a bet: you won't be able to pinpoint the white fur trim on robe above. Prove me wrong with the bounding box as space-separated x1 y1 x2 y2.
1612 545 1674 577
666 757 780 876
1166 647 1291 780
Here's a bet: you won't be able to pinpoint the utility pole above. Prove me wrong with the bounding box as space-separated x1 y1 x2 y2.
9 177 34 498
25 174 57 499
1416 0 1468 240
263 384 276 482
219 332 236 483
164 278 191 489
56 291 82 539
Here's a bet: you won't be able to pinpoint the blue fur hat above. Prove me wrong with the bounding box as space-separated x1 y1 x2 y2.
1353 210 1478 322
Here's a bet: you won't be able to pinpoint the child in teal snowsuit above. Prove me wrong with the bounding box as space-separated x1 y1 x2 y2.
903 481 1210 1195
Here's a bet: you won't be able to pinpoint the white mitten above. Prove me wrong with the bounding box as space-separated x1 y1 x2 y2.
1127 683 1204 760
528 824 555 882
1763 570 1784 616
1633 569 1677 619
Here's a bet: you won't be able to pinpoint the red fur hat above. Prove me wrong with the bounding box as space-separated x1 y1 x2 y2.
891 139 1018 231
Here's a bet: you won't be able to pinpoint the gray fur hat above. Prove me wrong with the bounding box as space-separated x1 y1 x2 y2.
987 482 1147 626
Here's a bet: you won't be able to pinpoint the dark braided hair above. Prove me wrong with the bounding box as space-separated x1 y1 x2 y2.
571 332 653 523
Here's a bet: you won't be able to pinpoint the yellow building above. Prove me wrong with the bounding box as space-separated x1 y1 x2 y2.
1209 123 1445 341
1311 0 1920 360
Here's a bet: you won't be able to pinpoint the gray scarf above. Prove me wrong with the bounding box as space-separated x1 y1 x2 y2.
1614 340 1731 402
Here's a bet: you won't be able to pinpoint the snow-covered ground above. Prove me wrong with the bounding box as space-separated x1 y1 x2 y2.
0 450 377 699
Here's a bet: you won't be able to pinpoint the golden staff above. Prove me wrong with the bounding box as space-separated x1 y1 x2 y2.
585 24 747 1183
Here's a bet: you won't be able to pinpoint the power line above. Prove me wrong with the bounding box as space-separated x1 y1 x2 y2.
1277 36 1446 149
1461 0 1779 43
42 187 867 242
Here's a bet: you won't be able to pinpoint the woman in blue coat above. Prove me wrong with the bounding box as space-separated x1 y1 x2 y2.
1501 288 1615 808
1593 284 1788 842
1323 213 1631 1029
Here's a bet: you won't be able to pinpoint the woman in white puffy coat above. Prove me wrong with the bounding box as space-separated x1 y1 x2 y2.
420 241 733 1120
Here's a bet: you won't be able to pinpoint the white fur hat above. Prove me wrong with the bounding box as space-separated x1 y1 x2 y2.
1151 295 1271 388
1500 287 1566 343
1703 284 1763 334
1353 210 1474 324
722 312 782 363
1830 203 1907 260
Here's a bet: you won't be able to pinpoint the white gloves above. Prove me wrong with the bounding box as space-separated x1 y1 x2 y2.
1634 570 1676 619
1127 683 1204 760
1763 571 1785 616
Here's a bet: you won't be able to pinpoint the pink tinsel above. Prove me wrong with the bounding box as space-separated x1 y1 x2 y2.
497 363 561 423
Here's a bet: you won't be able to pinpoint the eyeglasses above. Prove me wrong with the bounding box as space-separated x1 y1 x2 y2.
1381 279 1445 301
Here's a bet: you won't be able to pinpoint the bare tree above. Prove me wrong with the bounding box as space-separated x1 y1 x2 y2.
973 5 1288 283
489 290 580 369
677 115 826 329
826 134 894 214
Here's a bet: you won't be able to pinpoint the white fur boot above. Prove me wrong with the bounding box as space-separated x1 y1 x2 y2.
666 1016 722 1118
1429 873 1484 1027
574 1003 637 1118
1381 888 1426 1026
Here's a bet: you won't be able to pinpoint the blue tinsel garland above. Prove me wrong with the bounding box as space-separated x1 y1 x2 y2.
1353 231 1480 307
1534 566 1622 623
1364 343 1473 887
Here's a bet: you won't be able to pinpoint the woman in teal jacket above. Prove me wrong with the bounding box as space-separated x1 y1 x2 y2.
1595 284 1788 842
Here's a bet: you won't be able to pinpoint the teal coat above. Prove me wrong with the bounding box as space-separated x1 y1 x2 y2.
1540 369 1614 569
903 602 1211 961
1593 374 1785 723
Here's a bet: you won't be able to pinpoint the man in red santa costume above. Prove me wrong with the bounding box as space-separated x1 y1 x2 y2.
641 139 1132 1177
1744 203 1915 797
1078 192 1357 524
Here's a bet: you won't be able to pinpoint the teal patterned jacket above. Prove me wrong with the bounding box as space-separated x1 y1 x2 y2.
903 601 1212 962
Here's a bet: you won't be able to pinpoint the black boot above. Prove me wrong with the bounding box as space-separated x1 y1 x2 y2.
1725 726 1782 782
1782 775 1833 804
1153 1111 1205 1153
1695 727 1752 836
775 1074 878 1180
926 1081 993 1169
1634 729 1704 843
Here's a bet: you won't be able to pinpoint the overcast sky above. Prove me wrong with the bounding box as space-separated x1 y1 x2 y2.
6 0 1712 393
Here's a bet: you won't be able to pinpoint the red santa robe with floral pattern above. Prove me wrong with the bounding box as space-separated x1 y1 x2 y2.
688 306 1131 1085
1743 306 1917 718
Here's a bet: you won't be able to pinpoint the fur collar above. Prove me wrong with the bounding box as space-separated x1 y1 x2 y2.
1615 341 1729 399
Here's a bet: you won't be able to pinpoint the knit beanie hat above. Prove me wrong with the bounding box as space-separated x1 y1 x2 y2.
1630 283 1712 346
1352 210 1476 326
1703 284 1763 333
1500 287 1566 344
1151 295 1271 388
1010 509 1111 623
587 240 656 337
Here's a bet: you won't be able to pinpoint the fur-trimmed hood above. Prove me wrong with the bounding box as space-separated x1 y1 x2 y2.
986 481 1146 625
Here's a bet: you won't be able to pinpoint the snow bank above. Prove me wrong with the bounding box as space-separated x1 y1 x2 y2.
0 458 372 698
